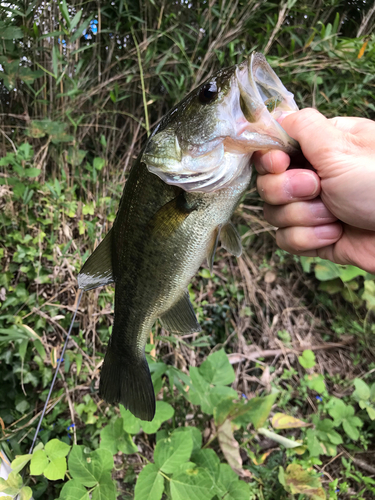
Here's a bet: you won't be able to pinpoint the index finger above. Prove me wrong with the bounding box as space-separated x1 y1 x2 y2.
253 149 291 175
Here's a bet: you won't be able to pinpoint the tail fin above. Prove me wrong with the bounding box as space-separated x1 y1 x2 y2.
99 346 155 421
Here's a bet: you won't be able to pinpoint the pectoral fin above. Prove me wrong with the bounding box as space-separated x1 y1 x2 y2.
207 224 222 272
160 289 202 334
149 192 197 239
221 222 242 257
78 229 114 291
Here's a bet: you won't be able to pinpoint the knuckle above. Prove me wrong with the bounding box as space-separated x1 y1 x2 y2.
286 228 307 253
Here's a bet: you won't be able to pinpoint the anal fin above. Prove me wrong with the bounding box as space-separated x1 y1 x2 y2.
221 222 242 257
78 229 114 291
160 289 202 334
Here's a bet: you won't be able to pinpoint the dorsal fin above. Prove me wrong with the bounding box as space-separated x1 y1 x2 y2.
78 229 114 291
160 289 202 334
221 222 242 257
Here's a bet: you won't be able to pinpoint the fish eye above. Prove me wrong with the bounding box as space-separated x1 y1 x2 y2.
198 81 218 104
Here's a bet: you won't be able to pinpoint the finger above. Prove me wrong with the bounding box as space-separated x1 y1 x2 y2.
275 223 343 253
253 150 290 175
264 199 337 228
257 169 320 205
280 108 343 166
317 226 375 274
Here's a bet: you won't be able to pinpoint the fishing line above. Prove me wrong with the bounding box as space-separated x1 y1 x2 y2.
28 290 83 455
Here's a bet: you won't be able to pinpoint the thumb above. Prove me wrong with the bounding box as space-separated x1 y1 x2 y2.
280 108 343 169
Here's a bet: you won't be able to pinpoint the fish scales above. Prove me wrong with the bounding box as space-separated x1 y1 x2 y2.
78 52 300 420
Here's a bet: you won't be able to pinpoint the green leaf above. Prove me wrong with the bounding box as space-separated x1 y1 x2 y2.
91 474 116 500
327 398 350 424
298 350 316 369
170 466 215 500
141 401 175 434
362 280 375 310
306 428 323 457
154 430 193 474
134 464 164 500
342 419 360 441
215 463 238 496
188 367 214 413
305 374 325 393
339 265 367 282
43 456 67 481
93 157 105 171
10 454 31 474
199 349 235 385
327 399 362 440
120 406 141 434
0 470 22 493
59 479 90 500
353 378 370 401
19 486 33 500
314 260 341 281
216 465 250 500
59 0 71 27
174 426 202 454
233 393 278 429
30 449 49 475
191 449 220 484
24 168 41 178
209 386 238 411
70 10 83 31
45 439 70 460
68 446 113 487
1 26 24 39
100 418 138 455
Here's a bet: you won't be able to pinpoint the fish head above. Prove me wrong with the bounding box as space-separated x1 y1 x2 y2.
142 52 299 192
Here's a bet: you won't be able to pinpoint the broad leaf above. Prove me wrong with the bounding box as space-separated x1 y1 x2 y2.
59 479 90 500
134 464 164 500
170 466 215 500
199 349 235 385
154 430 193 474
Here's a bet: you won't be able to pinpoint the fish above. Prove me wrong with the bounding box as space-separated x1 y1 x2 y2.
78 52 299 421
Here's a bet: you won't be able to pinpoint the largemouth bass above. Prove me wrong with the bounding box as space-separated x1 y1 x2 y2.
78 53 299 421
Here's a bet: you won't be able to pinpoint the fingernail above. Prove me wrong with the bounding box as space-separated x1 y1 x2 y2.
314 224 342 240
286 172 319 198
309 200 336 220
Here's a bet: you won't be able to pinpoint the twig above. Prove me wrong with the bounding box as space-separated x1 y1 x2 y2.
228 341 354 364
0 128 17 154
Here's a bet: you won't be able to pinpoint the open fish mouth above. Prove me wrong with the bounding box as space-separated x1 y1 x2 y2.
143 52 300 193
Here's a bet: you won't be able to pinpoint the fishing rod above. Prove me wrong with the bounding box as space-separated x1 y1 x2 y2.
28 290 83 454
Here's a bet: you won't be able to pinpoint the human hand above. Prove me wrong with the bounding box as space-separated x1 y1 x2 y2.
253 108 375 274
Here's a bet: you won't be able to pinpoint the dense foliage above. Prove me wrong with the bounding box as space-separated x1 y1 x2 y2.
1 1 375 499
